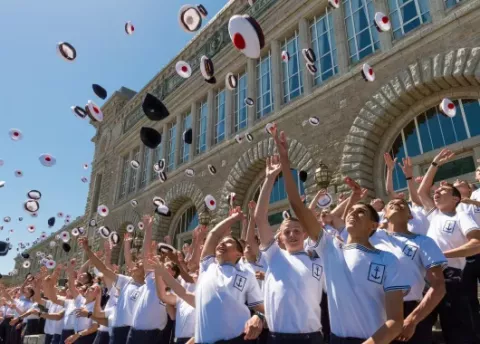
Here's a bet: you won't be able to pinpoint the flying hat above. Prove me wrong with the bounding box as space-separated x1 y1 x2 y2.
306 63 317 76
126 224 135 233
39 154 56 167
27 225 35 233
159 171 167 183
225 73 238 91
183 128 193 144
24 200 39 213
22 260 31 269
374 12 391 32
98 226 111 239
185 168 195 177
21 252 30 259
235 134 243 144
92 84 108 100
154 159 166 173
197 4 208 18
14 170 23 177
207 164 217 176
46 254 53 260
328 0 340 8
57 212 64 218
97 205 109 217
200 56 215 81
89 219 97 227
244 98 254 107
228 15 265 59
71 228 80 237
227 192 236 208
142 93 169 121
361 63 375 82
27 190 41 200
81 177 88 183
282 210 291 220
49 241 56 248
48 217 55 227
83 163 89 169
64 218 71 224
71 106 88 119
45 260 57 270
130 199 138 207
62 243 71 252
9 129 22 141
153 196 165 207
36 251 43 257
140 127 162 149
157 243 175 253
86 100 104 122
109 232 119 246
205 194 217 211
299 171 308 182
78 227 86 235
125 21 135 35
245 133 254 142
3 216 10 223
60 231 70 242
309 116 320 126
18 217 23 221
57 42 76 62
175 61 193 79
302 48 316 64
440 98 456 118
156 204 171 217
137 222 144 230
130 160 140 169
179 5 202 32
40 232 48 240
281 50 290 62
265 122 275 135
317 193 333 208
0 181 4 188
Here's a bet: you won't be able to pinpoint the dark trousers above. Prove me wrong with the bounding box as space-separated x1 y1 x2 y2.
330 334 364 344
9 323 22 344
0 317 12 344
24 319 40 336
257 329 269 344
76 332 97 344
267 332 323 344
175 338 190 344
161 316 174 344
44 334 53 344
463 254 480 341
391 301 433 344
61 329 75 344
321 292 331 343
197 335 257 344
428 267 477 344
51 334 61 344
126 328 162 344
109 326 131 344
93 331 110 344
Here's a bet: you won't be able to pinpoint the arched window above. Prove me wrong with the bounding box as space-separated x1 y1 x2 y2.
389 99 480 190
252 169 306 226
176 206 199 234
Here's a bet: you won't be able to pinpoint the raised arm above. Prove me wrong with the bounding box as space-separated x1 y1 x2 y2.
142 215 154 260
78 237 117 282
66 259 80 299
365 290 404 344
341 178 367 222
245 201 259 258
384 153 398 200
398 157 422 207
122 233 135 270
78 259 91 275
40 309 65 321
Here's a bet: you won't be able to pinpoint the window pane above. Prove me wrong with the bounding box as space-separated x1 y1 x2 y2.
463 99 480 137
256 53 273 119
139 148 150 188
425 107 444 149
119 155 129 199
167 123 176 172
310 11 338 86
390 135 407 190
176 206 198 236
403 120 421 157
282 32 304 103
180 113 192 165
196 101 208 154
215 90 226 144
128 148 140 194
416 113 433 153
388 0 431 39
234 73 248 132
433 156 476 183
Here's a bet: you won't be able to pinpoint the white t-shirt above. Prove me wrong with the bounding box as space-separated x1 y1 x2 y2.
0 305 15 317
17 299 39 322
469 189 480 225
311 232 410 339
74 295 95 333
131 272 168 331
239 258 265 290
175 280 196 339
44 301 64 335
112 274 144 328
63 299 76 330
98 287 118 332
195 256 263 343
261 241 324 333
426 209 479 270
370 230 447 301
408 206 430 236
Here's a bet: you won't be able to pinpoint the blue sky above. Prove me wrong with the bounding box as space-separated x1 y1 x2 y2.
0 0 228 274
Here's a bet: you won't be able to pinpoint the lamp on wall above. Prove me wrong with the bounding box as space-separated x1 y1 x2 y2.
314 161 332 189
199 209 211 226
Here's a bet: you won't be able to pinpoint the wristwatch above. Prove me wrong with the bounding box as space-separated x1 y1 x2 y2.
87 312 92 319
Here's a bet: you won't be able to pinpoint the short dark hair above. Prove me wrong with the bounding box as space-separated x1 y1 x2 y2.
171 263 180 279
359 203 380 224
444 183 462 204
231 237 244 255
85 272 94 284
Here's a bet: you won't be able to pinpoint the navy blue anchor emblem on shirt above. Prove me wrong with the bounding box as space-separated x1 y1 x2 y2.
233 274 246 292
312 263 323 281
402 244 418 260
442 220 456 234
368 263 385 284
130 290 140 301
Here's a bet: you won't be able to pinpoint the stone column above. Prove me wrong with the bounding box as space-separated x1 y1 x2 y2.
375 0 393 51
174 114 182 169
162 126 168 161
247 58 257 127
299 18 313 96
332 7 349 74
136 145 145 190
206 90 215 149
430 0 446 22
225 89 233 139
124 150 133 196
190 103 198 158
271 40 283 111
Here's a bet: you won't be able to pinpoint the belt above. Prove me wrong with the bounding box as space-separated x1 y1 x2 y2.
269 331 323 339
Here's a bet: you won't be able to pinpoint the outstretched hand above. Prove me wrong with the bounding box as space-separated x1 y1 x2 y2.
266 155 282 179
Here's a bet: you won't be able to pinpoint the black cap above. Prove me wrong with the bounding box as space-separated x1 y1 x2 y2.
142 93 169 121
62 243 71 253
183 128 193 144
48 217 55 227
0 241 9 256
21 252 30 259
140 127 162 149
92 84 107 100
299 170 308 182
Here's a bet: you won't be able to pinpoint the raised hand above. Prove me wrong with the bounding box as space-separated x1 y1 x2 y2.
123 233 133 244
78 237 89 250
398 157 413 178
164 236 172 245
384 153 397 171
433 149 455 166
272 128 289 160
142 214 153 227
266 155 282 180
248 200 257 215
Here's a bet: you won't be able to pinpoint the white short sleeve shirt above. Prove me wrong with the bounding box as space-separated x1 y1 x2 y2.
370 230 447 301
73 295 95 333
427 209 479 270
195 256 263 343
112 274 144 328
175 280 196 339
261 241 324 333
63 299 76 330
45 301 64 335
469 189 480 225
312 233 411 339
408 206 430 236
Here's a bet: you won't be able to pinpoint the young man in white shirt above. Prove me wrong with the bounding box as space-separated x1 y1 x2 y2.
196 208 265 344
370 198 447 343
254 155 325 344
272 127 409 344
417 149 480 344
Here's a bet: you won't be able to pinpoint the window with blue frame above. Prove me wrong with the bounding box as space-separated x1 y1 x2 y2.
215 90 226 144
176 206 199 234
139 147 150 188
388 0 431 40
256 53 274 119
196 100 208 154
444 0 464 9
389 99 480 190
310 10 338 86
167 122 176 172
128 147 140 194
344 0 380 63
253 169 306 204
234 73 248 133
282 32 304 103
180 112 191 165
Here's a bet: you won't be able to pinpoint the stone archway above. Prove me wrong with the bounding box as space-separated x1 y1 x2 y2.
215 137 316 223
340 47 480 194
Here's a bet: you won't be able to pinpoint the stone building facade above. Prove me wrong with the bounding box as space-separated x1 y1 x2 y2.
14 0 480 271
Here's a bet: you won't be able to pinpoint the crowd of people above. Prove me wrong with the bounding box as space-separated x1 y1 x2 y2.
1 125 480 344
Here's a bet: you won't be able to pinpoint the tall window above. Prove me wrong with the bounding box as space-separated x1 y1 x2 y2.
154 141 163 164
128 148 140 194
91 173 102 213
176 206 199 235
256 53 274 119
310 11 338 86
119 155 129 199
389 99 480 190
180 113 192 165
167 122 176 172
139 148 150 188
282 32 304 103
444 0 463 9
234 72 248 133
388 0 431 39
344 0 380 62
196 100 208 155
215 90 226 144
